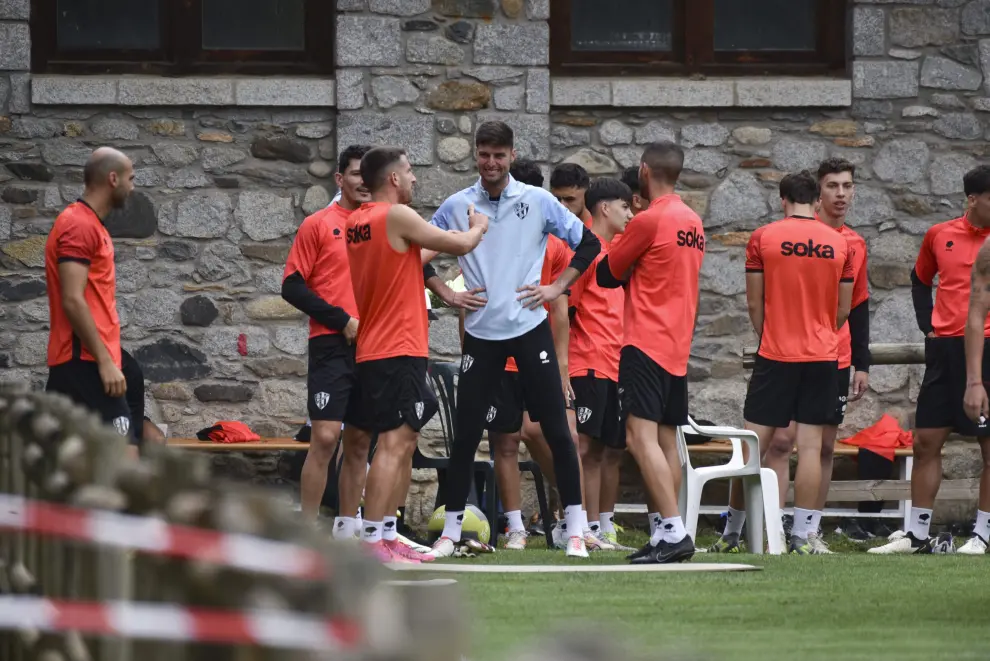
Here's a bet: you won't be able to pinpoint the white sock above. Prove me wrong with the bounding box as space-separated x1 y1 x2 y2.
974 510 990 542
648 512 661 536
908 507 933 540
660 516 687 544
600 513 615 534
724 507 746 537
581 510 590 533
564 505 583 540
809 510 822 535
505 510 525 533
383 516 398 541
792 508 815 539
361 520 382 543
355 514 363 530
332 516 357 540
442 510 464 542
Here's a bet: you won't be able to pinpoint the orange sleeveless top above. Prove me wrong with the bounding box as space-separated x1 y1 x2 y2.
345 202 429 362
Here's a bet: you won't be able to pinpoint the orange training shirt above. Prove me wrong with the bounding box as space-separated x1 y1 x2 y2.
569 232 624 382
834 224 868 369
914 216 990 338
283 202 360 339
45 201 121 368
608 194 705 377
745 216 855 363
345 202 429 362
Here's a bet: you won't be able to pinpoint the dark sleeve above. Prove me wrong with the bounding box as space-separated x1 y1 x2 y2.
423 262 438 282
281 272 352 331
595 255 624 289
910 268 935 336
566 225 601 275
848 300 871 373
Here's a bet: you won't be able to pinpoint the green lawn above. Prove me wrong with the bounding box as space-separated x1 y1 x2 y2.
417 531 989 661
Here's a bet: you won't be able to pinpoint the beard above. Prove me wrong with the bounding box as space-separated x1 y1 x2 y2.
111 190 129 209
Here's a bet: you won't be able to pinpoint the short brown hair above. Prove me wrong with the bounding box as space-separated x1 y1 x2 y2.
359 146 407 192
817 157 856 182
641 141 684 185
779 170 820 205
475 121 513 149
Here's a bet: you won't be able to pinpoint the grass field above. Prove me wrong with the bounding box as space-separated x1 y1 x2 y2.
416 530 989 661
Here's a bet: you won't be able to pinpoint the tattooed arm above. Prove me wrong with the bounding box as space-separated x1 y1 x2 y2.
963 239 990 422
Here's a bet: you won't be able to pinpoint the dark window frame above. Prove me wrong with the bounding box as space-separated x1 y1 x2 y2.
31 0 334 76
550 0 847 77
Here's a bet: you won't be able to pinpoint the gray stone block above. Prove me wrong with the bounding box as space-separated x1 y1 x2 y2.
930 152 977 194
236 191 299 241
525 69 549 113
525 0 549 19
235 79 334 107
494 85 524 110
369 0 430 14
406 34 465 65
890 8 959 47
920 56 982 90
614 79 734 107
873 139 930 183
853 61 920 98
337 112 434 165
551 78 611 106
681 123 729 148
160 193 233 238
0 0 29 19
90 118 139 140
32 76 117 105
474 24 548 65
933 112 983 139
736 78 852 107
771 138 827 172
337 16 402 67
413 167 477 207
708 171 769 229
9 72 29 112
118 78 234 106
336 69 366 110
599 120 633 146
853 7 886 56
962 0 990 35
371 76 420 109
0 23 29 70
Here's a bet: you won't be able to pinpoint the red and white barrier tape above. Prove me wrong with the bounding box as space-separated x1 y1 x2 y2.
0 493 326 580
0 596 362 650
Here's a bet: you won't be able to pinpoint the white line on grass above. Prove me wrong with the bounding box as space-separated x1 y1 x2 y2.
386 563 761 573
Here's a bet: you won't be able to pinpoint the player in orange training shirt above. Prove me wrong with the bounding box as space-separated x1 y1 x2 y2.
738 171 854 555
344 146 487 564
45 147 136 452
872 164 990 555
596 141 705 565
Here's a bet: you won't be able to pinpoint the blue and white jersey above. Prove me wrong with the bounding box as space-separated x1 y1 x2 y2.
431 175 586 341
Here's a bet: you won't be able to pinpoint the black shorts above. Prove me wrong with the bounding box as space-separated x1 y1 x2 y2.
307 335 356 422
572 371 624 448
743 355 838 428
120 348 146 443
46 358 135 444
827 367 852 427
617 346 689 427
915 336 990 436
345 356 439 434
486 371 524 434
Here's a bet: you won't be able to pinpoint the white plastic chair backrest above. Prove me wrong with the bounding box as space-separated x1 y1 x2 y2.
685 415 761 471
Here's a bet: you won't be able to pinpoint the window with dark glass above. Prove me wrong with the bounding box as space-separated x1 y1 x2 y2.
32 0 333 74
551 0 845 76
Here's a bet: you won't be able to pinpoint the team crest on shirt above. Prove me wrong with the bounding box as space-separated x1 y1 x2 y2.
314 392 330 410
111 416 130 435
577 407 592 424
415 401 425 420
462 355 474 372
514 202 529 219
487 406 497 422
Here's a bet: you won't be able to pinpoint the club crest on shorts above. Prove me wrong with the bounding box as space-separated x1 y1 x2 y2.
461 354 474 372
314 392 330 410
487 406 497 422
514 202 529 219
111 416 130 435
577 407 592 424
415 401 425 420
539 350 549 364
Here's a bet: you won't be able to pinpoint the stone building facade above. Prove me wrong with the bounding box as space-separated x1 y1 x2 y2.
0 0 986 522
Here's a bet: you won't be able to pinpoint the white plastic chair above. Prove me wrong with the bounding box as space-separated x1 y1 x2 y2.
676 416 785 555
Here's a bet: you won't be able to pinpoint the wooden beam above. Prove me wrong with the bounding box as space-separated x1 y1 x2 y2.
785 479 978 502
743 342 926 370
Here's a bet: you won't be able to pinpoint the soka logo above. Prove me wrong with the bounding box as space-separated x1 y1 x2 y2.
676 228 705 252
346 223 372 245
780 239 835 259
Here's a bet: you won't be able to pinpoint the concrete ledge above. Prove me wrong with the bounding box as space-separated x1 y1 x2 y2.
31 75 336 107
552 76 852 108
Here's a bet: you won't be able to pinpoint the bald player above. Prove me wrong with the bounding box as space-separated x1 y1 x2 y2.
45 148 136 453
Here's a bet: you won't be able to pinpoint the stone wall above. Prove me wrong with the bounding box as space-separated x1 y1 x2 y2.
0 0 987 525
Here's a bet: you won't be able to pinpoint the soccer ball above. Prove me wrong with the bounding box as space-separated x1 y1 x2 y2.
426 504 491 544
